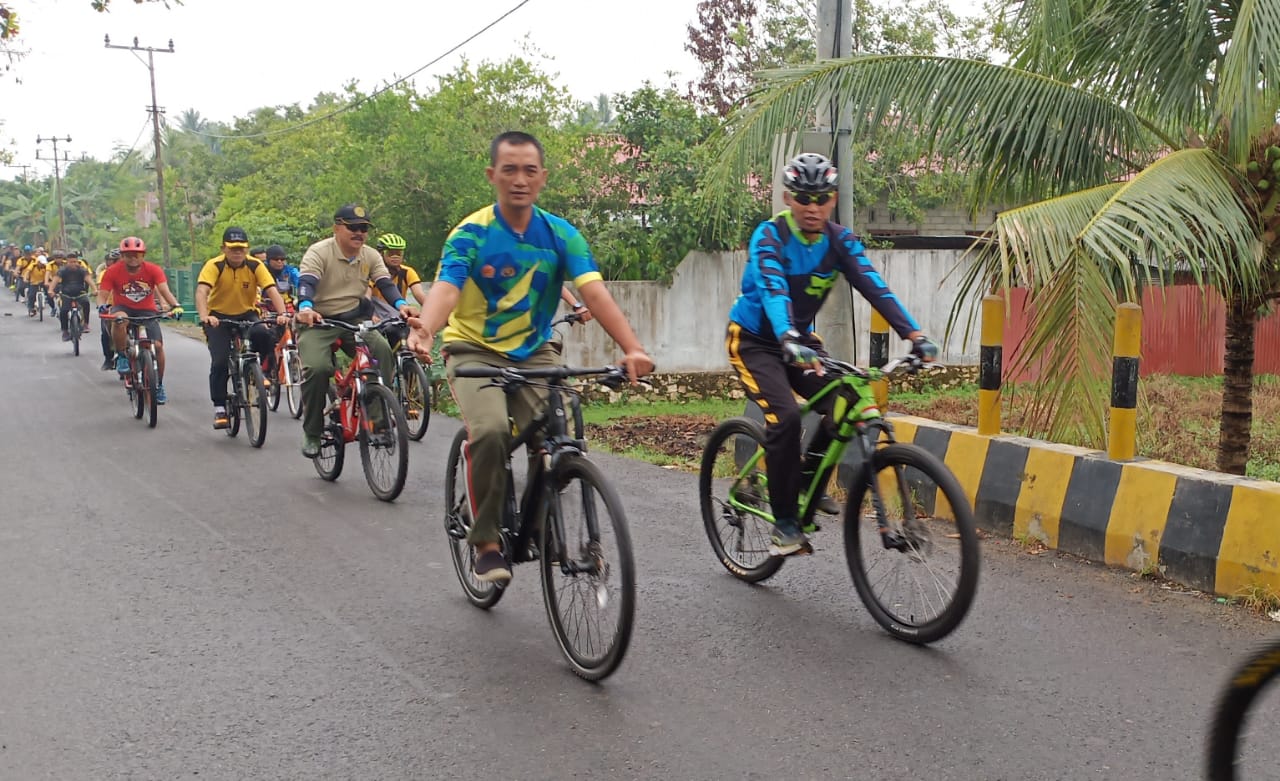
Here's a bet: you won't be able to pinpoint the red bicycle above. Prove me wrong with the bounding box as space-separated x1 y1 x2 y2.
102 311 177 429
310 319 410 502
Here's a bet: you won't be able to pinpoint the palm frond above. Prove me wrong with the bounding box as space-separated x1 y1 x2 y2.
705 56 1168 220
1218 0 1280 160
1014 0 1224 134
1077 148 1265 299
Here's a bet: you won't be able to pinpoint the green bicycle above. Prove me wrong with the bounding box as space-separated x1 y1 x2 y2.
699 353 980 644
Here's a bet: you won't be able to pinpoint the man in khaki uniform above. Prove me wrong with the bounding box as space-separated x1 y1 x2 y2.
294 204 417 458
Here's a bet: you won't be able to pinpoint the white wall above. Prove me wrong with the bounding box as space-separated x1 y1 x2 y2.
558 247 980 372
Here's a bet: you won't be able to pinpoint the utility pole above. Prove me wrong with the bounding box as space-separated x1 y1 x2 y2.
814 0 857 360
105 34 175 267
35 135 72 250
5 163 34 180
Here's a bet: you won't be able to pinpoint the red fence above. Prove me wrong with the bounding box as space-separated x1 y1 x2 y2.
1003 286 1280 381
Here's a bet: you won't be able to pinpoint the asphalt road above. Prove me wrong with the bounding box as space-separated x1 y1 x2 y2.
1 295 1277 781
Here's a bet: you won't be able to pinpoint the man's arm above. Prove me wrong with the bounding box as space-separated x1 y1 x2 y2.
576 280 653 382
406 281 460 362
155 282 180 309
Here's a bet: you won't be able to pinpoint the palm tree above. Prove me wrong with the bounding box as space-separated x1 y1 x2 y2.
709 0 1280 475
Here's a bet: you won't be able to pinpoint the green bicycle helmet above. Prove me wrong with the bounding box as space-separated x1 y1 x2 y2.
376 233 407 252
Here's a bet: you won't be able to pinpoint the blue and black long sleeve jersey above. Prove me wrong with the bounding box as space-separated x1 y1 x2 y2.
728 212 921 342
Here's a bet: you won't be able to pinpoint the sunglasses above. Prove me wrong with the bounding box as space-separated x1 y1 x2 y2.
790 192 834 206
341 223 372 233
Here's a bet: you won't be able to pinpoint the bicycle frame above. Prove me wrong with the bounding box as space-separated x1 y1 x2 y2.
321 321 390 444
727 357 920 541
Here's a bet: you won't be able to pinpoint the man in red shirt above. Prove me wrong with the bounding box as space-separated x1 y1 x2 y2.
96 236 184 404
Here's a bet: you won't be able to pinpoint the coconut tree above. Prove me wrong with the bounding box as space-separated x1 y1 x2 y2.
708 0 1280 475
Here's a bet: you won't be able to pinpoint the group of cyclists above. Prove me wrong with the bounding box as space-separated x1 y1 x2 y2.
1 244 99 337
3 130 937 604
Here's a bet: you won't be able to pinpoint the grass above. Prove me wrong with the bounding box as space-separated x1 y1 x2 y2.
578 397 743 425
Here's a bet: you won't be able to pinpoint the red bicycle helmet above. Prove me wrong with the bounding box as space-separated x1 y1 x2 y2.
119 236 146 253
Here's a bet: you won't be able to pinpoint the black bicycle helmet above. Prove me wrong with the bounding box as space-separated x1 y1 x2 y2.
782 152 838 193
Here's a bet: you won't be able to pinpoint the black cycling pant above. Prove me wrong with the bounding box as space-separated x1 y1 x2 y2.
204 312 276 406
725 323 837 524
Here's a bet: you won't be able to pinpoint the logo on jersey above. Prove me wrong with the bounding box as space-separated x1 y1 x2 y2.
122 279 154 303
804 273 836 298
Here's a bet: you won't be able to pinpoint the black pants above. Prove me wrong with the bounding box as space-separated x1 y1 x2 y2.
59 293 89 333
725 323 836 524
204 312 275 406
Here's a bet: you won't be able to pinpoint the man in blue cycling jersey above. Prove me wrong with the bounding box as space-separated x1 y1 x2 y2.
727 152 939 557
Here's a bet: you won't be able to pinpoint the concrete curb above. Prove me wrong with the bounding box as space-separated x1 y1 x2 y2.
885 415 1280 599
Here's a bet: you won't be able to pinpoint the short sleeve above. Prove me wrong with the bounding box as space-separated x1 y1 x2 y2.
299 245 324 277
196 259 220 287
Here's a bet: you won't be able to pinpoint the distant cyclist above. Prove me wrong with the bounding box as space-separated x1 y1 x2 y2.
50 252 95 341
97 237 184 403
96 249 121 370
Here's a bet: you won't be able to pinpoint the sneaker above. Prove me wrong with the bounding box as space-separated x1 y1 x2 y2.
114 353 130 374
816 493 841 515
769 519 812 557
61 330 71 341
301 435 322 458
101 357 113 371
212 407 230 430
155 385 167 404
473 549 512 583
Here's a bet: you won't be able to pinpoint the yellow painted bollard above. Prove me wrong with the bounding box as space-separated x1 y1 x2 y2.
1108 302 1142 461
869 309 889 410
978 293 1004 436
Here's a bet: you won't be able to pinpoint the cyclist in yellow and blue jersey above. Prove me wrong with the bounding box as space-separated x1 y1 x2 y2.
408 130 653 584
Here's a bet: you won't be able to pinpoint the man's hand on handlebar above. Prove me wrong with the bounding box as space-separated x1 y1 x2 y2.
295 308 322 326
620 348 654 387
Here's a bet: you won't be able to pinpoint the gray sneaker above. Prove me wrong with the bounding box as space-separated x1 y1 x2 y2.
474 549 512 583
816 493 841 515
769 519 812 557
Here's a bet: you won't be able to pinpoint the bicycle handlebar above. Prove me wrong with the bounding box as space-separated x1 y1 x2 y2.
99 312 181 322
820 353 934 378
310 317 401 335
453 363 651 391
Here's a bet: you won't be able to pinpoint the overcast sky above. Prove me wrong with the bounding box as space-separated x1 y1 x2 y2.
0 0 704 179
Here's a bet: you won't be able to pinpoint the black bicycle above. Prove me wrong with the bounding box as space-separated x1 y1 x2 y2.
392 339 431 441
105 312 173 429
1207 636 1280 779
218 319 270 448
62 292 90 356
443 362 640 681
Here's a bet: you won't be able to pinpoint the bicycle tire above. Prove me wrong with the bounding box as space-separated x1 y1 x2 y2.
313 386 345 481
1207 637 1280 780
243 360 269 448
285 349 304 419
130 354 145 420
844 442 980 644
699 416 784 583
142 351 159 429
358 382 409 502
443 429 505 609
267 356 282 411
541 455 636 681
398 357 431 441
69 307 82 356
37 292 43 322
226 364 242 438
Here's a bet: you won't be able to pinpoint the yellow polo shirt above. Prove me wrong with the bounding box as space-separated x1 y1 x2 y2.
197 255 277 316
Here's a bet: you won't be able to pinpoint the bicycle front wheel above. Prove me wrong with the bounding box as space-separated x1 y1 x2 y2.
285 349 304 419
225 368 242 438
1207 637 1280 780
313 386 345 481
398 357 431 441
541 456 635 682
443 429 504 609
699 417 783 583
129 356 145 420
267 356 282 411
357 382 409 502
243 360 268 448
69 308 81 356
141 350 159 429
844 442 980 644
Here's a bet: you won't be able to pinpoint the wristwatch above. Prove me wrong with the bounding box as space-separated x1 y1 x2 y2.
572 301 586 311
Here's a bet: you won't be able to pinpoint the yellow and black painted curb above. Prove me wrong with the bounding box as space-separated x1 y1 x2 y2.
886 415 1280 598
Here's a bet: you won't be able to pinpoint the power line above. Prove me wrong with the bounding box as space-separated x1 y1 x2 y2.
191 0 532 142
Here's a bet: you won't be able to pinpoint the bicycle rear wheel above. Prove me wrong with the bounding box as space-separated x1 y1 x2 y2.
1207 637 1280 780
397 357 431 441
141 350 159 429
844 442 980 644
699 416 783 583
37 293 43 322
313 386 345 481
285 349 304 419
444 428 504 609
358 382 409 501
541 456 635 682
243 360 268 448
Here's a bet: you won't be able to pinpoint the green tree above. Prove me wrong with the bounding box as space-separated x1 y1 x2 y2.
709 0 1280 475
